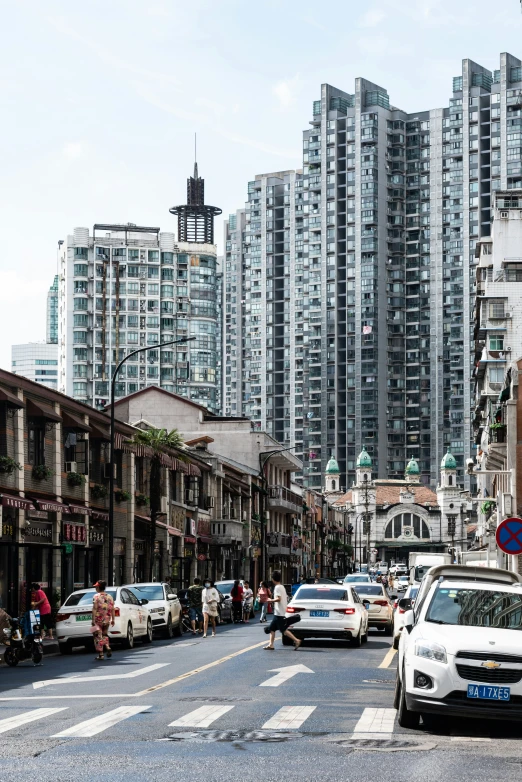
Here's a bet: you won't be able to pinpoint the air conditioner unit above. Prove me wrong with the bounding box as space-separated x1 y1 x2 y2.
242 511 247 522
160 496 168 514
500 211 509 219
505 312 512 318
506 346 512 352
186 489 194 504
103 463 117 480
65 462 77 473
230 508 237 519
207 496 215 509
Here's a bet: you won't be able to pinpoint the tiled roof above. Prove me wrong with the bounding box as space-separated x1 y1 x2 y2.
333 482 438 508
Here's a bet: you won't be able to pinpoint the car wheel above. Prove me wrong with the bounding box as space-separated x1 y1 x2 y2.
123 622 134 649
397 668 420 729
59 642 72 655
393 634 400 650
351 626 362 647
173 614 183 637
393 670 401 709
164 615 174 639
384 622 393 636
362 623 368 644
142 619 153 644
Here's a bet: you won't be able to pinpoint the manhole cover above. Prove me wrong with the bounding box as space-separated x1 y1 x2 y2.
179 696 254 703
363 679 395 684
164 730 303 743
334 738 436 752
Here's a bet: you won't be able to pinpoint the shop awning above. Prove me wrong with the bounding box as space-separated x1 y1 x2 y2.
167 527 183 537
26 399 62 423
68 503 91 516
62 411 91 433
135 514 152 523
31 499 70 513
184 536 196 544
198 535 213 544
91 510 109 521
0 493 34 510
0 388 25 409
89 423 111 440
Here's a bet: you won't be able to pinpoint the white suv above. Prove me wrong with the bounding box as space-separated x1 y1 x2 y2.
125 582 182 639
395 565 522 728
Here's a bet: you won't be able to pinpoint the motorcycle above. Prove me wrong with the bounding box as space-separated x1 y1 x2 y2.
3 610 43 666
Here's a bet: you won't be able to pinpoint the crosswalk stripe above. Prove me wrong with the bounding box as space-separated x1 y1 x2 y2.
352 707 395 739
169 705 234 728
0 707 68 734
51 705 152 738
262 706 316 730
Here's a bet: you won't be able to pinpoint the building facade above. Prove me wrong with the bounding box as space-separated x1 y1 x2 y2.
46 274 59 345
11 343 59 390
225 54 522 492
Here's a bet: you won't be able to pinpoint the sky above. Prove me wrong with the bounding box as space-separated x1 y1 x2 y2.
1 0 522 371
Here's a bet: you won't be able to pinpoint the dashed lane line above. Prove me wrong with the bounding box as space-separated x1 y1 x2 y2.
262 706 317 730
351 707 396 740
0 707 68 733
51 705 152 738
169 704 235 728
378 648 397 669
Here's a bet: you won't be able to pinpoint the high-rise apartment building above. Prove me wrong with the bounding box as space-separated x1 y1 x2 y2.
225 54 522 490
59 167 221 412
11 342 59 389
46 274 59 344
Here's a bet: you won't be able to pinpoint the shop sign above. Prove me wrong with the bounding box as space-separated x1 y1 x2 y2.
89 528 104 545
197 518 210 537
250 523 261 546
197 553 206 561
184 543 195 558
27 510 49 521
1 521 14 538
154 540 162 555
24 521 53 543
64 523 86 543
171 507 184 533
134 540 145 552
114 538 126 557
63 543 73 554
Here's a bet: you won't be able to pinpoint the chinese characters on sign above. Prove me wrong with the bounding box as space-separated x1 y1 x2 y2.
64 523 86 543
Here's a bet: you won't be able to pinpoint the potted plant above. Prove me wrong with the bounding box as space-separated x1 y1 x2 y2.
480 499 496 517
91 483 108 500
135 493 149 507
0 456 22 474
32 464 53 481
115 489 131 503
67 471 86 488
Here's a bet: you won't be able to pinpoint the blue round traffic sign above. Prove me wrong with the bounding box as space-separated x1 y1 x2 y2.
496 517 522 555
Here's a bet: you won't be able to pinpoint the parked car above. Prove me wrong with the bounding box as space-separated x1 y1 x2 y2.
55 587 153 654
395 565 522 728
396 576 410 593
285 583 369 646
343 574 373 585
352 583 393 634
392 585 419 649
125 582 182 639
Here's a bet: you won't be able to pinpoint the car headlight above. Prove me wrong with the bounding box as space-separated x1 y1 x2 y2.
414 639 447 664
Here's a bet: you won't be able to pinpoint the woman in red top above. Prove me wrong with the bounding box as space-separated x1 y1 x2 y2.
31 583 53 640
230 580 244 623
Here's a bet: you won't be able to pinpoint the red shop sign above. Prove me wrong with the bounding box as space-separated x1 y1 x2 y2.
64 523 86 543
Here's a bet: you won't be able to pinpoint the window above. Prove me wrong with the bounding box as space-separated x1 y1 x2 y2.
74 264 88 276
28 422 45 466
489 366 504 383
489 301 505 319
489 335 504 351
384 513 430 540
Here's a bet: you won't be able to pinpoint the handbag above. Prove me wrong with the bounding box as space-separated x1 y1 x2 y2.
89 624 101 634
253 598 260 612
285 614 302 628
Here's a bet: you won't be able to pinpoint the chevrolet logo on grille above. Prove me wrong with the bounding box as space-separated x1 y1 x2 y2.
481 660 501 670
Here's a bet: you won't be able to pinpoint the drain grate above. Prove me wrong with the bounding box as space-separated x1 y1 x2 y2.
363 679 395 684
164 729 304 743
179 696 254 703
334 738 436 752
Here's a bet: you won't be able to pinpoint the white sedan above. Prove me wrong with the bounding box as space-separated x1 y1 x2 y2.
125 582 182 639
392 585 419 649
396 576 410 593
55 587 153 654
353 583 394 634
284 584 369 646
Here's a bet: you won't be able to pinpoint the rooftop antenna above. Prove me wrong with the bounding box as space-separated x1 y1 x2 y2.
194 132 198 179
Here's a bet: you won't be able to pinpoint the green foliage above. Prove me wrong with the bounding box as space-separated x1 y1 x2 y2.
135 493 149 507
133 427 184 452
480 499 496 516
0 455 22 474
67 471 86 487
115 489 131 503
32 464 53 481
91 483 108 500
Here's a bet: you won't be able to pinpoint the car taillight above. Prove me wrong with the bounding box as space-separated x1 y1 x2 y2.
114 607 120 617
55 613 70 622
374 600 389 607
334 608 356 615
393 601 398 609
398 608 406 614
287 606 305 613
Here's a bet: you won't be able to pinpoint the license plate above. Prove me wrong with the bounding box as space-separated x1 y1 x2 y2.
310 610 329 618
467 684 510 701
75 614 92 622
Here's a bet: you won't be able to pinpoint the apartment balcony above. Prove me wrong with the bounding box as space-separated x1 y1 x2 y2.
267 532 292 557
211 519 244 545
267 486 302 514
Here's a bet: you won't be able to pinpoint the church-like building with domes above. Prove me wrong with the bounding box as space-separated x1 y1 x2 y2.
330 446 466 566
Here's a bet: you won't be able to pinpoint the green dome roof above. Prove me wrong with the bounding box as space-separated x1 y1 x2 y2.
440 448 457 470
356 447 372 468
325 454 340 474
405 456 420 476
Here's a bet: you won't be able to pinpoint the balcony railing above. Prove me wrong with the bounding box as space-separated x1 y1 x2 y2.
211 519 244 544
267 532 292 556
267 486 302 514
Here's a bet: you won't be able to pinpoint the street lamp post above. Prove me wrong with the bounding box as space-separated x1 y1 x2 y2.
258 446 296 584
107 336 195 586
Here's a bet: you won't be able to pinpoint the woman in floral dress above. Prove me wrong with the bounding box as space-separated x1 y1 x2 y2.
91 580 115 661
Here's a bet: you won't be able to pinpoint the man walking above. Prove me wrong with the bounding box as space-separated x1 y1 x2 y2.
264 571 301 651
187 577 204 635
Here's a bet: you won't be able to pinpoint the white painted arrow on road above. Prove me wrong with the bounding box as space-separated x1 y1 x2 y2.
33 663 169 689
259 664 314 688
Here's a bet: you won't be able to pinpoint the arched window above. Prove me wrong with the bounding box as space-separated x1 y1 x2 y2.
331 480 336 490
448 475 452 486
384 513 430 540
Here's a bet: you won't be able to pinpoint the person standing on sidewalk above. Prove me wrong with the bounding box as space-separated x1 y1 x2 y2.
202 580 219 638
264 571 301 651
91 580 115 661
230 580 244 623
31 583 53 640
257 581 271 623
242 581 254 623
187 577 204 635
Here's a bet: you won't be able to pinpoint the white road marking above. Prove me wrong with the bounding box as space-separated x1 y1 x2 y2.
169 704 234 728
378 648 397 669
51 705 152 738
0 707 68 734
351 707 396 739
262 705 316 730
34 663 169 689
259 664 314 687
451 736 492 742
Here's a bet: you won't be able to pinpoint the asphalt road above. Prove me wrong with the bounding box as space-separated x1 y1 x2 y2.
1 618 522 782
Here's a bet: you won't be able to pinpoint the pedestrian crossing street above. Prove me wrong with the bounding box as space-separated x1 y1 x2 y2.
0 704 399 739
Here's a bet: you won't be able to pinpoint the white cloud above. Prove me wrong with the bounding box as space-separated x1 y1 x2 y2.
273 75 301 109
62 142 84 160
359 8 387 27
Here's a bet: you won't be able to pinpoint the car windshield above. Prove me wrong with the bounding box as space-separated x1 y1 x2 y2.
295 587 347 601
344 575 370 582
426 587 522 630
353 585 386 596
128 585 164 600
65 590 117 606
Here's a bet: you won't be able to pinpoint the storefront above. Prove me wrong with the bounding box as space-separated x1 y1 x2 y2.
62 515 88 596
113 537 126 585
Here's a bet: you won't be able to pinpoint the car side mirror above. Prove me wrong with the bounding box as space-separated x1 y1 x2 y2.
398 598 412 611
140 598 149 605
167 594 176 600
403 609 415 633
